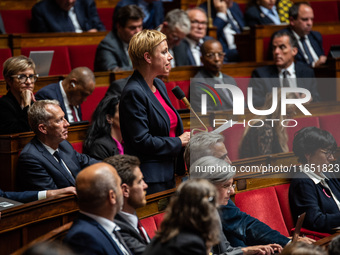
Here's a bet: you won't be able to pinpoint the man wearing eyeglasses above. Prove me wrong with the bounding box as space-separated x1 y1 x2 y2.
0 56 39 135
190 39 237 112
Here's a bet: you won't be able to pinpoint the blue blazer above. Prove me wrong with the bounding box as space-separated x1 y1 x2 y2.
31 0 106 33
119 70 184 184
17 137 98 191
114 0 164 29
245 5 276 26
35 83 82 122
64 213 130 255
249 62 320 107
289 173 340 232
0 13 5 34
200 2 245 62
0 189 38 203
220 201 290 247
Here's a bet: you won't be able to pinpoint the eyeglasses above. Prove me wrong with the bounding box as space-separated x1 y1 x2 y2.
219 153 229 160
191 20 208 26
11 74 39 83
320 149 335 159
221 183 236 191
205 52 226 59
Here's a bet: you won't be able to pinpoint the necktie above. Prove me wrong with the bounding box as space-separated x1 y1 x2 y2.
53 151 75 181
300 37 314 65
137 221 148 242
70 105 79 122
227 12 241 34
113 230 131 255
282 70 290 87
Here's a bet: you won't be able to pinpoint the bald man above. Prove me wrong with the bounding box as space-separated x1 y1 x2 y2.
64 162 132 255
35 67 95 122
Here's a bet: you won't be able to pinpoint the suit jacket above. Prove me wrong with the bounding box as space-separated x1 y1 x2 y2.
280 27 324 65
83 134 120 160
142 231 207 255
119 70 184 185
35 83 82 122
221 201 290 247
173 36 213 66
94 31 132 72
0 189 38 203
249 62 320 107
64 213 130 255
191 69 236 112
200 2 245 62
115 213 149 255
245 5 277 26
31 0 105 33
114 0 163 29
105 77 130 97
0 13 5 34
289 172 340 232
0 91 31 135
17 137 98 191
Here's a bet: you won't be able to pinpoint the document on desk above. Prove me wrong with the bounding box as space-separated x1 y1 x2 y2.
0 197 23 211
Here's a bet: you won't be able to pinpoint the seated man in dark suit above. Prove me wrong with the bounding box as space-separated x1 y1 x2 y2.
0 186 75 203
201 0 245 62
245 0 282 26
94 5 144 72
114 0 163 29
64 162 132 255
173 8 212 66
191 39 236 112
249 30 320 107
31 0 106 33
104 155 149 255
285 2 326 67
16 100 98 191
35 67 95 123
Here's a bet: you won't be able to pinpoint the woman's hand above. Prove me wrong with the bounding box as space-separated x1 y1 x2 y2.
179 132 191 147
21 89 35 108
242 243 282 254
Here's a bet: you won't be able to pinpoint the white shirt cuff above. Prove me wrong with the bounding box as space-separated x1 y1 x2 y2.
38 190 47 200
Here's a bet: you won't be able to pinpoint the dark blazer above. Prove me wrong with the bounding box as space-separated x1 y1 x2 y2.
201 2 245 62
119 70 184 185
31 0 105 33
289 172 340 232
94 31 132 72
105 77 130 97
280 27 324 65
83 134 120 160
0 91 32 135
142 231 207 255
0 13 5 34
0 189 38 203
115 214 149 255
114 0 163 29
172 36 213 66
64 213 130 255
17 137 98 191
221 200 290 247
245 5 277 26
191 69 236 112
249 61 320 107
35 83 82 122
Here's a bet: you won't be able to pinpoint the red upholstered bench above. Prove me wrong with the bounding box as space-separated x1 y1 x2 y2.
165 81 180 110
140 213 164 239
222 124 245 161
68 45 98 71
319 114 340 145
0 48 12 80
97 8 115 31
0 10 31 33
310 1 339 22
81 86 109 121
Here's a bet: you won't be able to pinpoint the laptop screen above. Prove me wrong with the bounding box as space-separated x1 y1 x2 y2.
29 51 54 77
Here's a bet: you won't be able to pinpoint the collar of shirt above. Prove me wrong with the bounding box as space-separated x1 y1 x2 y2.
259 5 281 24
278 62 295 77
39 140 58 156
60 80 78 122
184 37 202 50
81 210 120 234
301 165 328 185
118 211 139 230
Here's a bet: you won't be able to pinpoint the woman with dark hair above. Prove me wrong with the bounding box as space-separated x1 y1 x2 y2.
289 126 340 232
143 178 220 255
83 95 122 160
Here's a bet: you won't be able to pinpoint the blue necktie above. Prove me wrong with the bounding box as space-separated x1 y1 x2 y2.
53 151 75 181
227 12 241 34
300 37 314 65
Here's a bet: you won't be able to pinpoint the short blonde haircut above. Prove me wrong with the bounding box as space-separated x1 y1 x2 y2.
3 56 36 90
128 29 167 68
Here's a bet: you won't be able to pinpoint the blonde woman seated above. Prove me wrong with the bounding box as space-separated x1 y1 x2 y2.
143 178 220 255
239 89 296 159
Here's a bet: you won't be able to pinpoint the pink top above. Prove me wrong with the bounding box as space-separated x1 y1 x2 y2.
112 137 124 155
154 89 178 137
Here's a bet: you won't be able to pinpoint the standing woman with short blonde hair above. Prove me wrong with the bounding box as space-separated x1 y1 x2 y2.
119 30 190 194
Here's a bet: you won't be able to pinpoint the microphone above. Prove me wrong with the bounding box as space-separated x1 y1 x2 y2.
171 86 208 132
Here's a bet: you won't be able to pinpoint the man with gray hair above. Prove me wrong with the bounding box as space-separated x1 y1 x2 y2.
35 67 96 122
185 131 291 248
16 100 98 191
157 9 191 67
64 162 132 255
